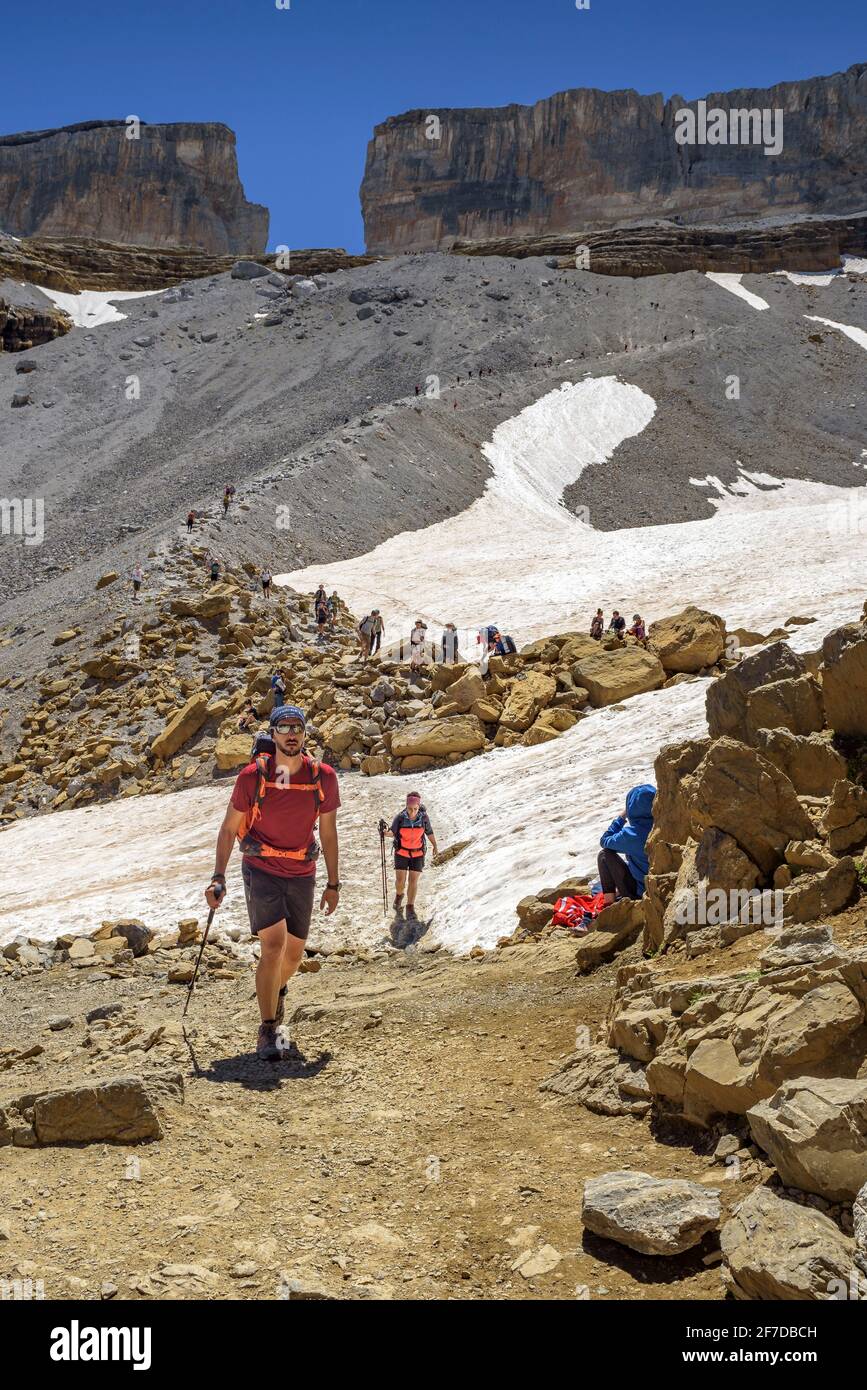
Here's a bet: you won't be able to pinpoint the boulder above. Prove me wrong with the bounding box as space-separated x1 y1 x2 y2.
231 260 271 280
648 605 726 674
321 717 363 756
95 571 118 589
720 1186 854 1300
361 754 389 776
25 1075 183 1144
820 779 867 854
390 715 485 759
581 1170 720 1255
539 1045 651 1117
108 919 153 957
571 647 666 707
706 642 804 741
682 737 815 877
752 729 848 797
215 731 254 771
151 691 210 761
443 667 486 712
498 671 556 732
574 898 643 972
821 625 867 736
169 587 234 619
781 857 859 925
747 1077 867 1201
745 676 824 740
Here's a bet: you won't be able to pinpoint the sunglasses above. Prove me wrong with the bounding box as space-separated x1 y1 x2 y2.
274 722 305 735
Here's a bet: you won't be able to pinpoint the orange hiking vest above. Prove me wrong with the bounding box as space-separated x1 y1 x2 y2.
396 817 426 859
237 753 325 862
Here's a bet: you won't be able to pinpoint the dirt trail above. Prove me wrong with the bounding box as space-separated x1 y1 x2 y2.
1 937 731 1301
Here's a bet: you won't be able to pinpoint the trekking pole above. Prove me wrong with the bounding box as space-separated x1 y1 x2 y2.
182 889 222 1018
378 820 388 914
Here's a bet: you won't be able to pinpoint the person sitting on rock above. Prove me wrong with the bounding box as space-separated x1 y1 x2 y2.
493 631 517 655
238 701 259 731
627 614 647 647
607 610 626 637
590 608 604 640
598 784 656 904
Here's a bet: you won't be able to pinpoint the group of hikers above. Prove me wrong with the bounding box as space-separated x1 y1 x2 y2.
205 675 657 1059
590 609 648 645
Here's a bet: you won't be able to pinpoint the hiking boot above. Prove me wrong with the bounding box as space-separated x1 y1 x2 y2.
406 904 418 921
256 1020 281 1061
274 985 288 1027
393 896 404 918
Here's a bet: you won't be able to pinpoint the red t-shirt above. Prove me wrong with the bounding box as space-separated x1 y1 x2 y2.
231 755 340 879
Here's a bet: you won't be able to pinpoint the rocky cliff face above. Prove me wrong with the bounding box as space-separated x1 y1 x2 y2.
361 64 867 253
0 120 268 254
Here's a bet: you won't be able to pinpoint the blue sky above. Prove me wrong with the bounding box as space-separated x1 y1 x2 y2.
2 0 865 252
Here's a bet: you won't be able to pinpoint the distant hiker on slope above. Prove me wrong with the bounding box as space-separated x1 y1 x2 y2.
369 610 384 657
314 585 329 639
222 491 231 517
209 557 221 583
205 704 341 1061
270 669 287 709
590 609 604 640
598 785 656 905
441 622 459 664
391 792 438 923
327 591 339 629
186 510 195 534
131 564 144 602
357 612 375 660
409 619 428 671
261 568 272 600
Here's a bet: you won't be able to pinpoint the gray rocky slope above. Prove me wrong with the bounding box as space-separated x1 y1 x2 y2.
1 251 865 667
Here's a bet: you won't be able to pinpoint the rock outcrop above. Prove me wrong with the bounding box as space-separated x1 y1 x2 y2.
0 120 268 254
448 213 867 277
0 233 373 295
362 64 867 254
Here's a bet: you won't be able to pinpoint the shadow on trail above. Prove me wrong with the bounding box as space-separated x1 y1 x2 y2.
390 913 433 951
184 1029 333 1091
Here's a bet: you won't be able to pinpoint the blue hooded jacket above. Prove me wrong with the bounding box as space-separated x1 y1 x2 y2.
599 784 656 896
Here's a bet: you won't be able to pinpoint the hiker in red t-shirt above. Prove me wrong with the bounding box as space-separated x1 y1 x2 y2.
205 704 341 1060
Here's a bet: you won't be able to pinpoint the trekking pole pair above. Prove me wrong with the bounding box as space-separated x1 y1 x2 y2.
378 819 388 914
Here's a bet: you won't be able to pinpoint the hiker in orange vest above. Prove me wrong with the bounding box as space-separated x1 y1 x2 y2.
205 704 341 1060
390 792 438 922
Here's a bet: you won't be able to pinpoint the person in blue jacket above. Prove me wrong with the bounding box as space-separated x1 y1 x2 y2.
598 784 656 902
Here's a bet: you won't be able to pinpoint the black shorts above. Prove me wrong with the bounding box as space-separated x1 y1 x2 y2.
242 862 316 939
394 853 424 873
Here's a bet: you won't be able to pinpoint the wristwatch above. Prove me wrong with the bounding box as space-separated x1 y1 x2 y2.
327 881 342 891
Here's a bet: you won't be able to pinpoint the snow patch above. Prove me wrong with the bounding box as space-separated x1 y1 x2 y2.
804 314 867 353
38 287 165 328
705 273 769 311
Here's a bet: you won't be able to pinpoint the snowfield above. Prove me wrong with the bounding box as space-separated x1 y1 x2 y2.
280 375 866 650
38 287 165 327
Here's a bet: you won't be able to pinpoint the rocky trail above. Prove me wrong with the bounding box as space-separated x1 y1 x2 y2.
1 933 735 1303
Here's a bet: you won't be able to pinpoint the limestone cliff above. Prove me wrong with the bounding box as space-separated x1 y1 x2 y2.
0 120 268 254
361 64 867 253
